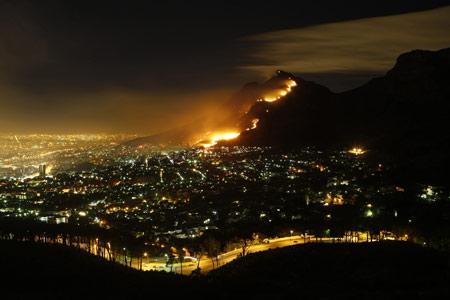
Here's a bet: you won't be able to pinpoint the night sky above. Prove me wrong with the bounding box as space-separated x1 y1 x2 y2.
1 0 449 134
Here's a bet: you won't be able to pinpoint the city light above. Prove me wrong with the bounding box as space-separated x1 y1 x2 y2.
348 148 365 155
0 133 445 280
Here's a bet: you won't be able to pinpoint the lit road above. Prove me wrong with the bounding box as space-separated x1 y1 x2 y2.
35 235 356 275
140 235 334 275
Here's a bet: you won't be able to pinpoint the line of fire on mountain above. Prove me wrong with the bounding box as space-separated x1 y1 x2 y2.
198 78 299 148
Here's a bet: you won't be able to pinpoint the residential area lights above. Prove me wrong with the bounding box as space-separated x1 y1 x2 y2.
1 134 441 276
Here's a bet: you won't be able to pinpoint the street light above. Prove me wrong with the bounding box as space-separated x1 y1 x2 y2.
290 230 293 240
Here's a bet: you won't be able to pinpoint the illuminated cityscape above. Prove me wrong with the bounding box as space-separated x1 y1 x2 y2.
1 1 450 298
1 134 448 273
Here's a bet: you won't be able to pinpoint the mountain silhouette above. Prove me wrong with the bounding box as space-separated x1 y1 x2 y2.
126 48 450 182
224 48 450 183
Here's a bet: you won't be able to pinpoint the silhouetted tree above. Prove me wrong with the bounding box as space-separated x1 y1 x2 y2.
202 237 221 269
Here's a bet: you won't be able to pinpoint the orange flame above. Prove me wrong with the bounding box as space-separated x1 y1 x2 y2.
251 119 259 129
262 79 297 103
246 118 259 131
202 132 240 148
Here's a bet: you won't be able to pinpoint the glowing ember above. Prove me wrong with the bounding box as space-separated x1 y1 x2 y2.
251 118 259 129
246 118 260 131
263 97 280 102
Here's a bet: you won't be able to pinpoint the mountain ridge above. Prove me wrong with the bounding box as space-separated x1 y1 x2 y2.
125 47 450 182
224 47 450 182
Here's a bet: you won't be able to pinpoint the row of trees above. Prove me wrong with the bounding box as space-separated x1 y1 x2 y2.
0 217 239 274
0 218 150 269
2 198 450 276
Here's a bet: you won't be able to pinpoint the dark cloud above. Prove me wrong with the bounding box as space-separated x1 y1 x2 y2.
241 6 450 91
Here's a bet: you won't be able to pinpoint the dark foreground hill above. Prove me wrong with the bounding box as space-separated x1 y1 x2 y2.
209 241 450 299
0 240 205 299
1 240 449 299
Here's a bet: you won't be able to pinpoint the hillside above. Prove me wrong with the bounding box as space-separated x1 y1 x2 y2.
209 241 450 299
2 240 449 299
0 240 205 299
124 71 299 147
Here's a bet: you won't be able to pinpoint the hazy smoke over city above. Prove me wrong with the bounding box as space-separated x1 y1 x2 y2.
0 2 449 134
